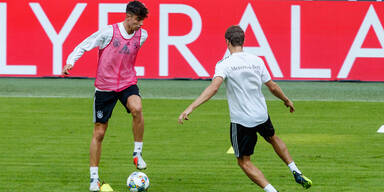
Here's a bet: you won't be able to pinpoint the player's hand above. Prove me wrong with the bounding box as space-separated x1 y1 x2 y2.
178 108 192 124
62 64 73 75
284 99 295 113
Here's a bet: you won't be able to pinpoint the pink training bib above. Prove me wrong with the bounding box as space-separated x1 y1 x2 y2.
95 24 141 92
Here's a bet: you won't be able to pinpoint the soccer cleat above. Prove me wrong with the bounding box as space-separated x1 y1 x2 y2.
293 171 312 189
133 152 147 170
89 178 101 191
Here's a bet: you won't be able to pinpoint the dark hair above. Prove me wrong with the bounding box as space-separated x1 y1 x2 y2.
225 25 244 46
126 1 148 20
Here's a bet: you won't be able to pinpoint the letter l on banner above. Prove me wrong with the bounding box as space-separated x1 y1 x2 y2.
0 3 36 75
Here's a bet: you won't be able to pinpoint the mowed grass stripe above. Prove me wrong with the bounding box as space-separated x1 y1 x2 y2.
1 97 383 191
0 78 384 102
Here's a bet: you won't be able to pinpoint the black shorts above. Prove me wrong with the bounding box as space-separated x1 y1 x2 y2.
93 85 140 123
230 117 275 158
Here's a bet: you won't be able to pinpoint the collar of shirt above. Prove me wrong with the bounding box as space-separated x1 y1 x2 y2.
118 22 136 40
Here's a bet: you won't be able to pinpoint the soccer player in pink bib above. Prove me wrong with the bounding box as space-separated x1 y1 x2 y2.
63 1 148 191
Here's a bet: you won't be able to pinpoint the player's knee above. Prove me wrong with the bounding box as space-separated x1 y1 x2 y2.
237 159 244 168
264 135 278 144
130 105 142 117
94 131 105 142
264 136 273 143
237 158 250 169
93 123 107 141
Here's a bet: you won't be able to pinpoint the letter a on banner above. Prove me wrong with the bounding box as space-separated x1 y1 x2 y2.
338 5 384 79
224 3 283 78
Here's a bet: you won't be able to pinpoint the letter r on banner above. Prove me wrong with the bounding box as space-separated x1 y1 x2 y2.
159 4 209 77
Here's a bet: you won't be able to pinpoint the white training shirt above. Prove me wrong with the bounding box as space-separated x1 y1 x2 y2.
66 22 148 66
213 51 271 127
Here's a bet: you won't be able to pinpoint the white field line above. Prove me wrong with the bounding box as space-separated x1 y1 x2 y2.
0 94 383 102
0 95 91 98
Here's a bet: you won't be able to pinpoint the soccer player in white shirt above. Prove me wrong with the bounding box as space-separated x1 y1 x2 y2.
178 26 312 192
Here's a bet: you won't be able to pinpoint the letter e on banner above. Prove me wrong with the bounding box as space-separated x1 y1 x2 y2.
159 4 209 77
99 3 145 76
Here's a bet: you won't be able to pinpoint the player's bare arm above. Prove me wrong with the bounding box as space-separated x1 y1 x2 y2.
264 80 295 113
178 77 224 124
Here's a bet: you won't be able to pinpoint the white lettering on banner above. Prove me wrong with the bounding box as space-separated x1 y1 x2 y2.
159 4 209 77
30 3 86 75
0 3 36 75
291 5 331 78
99 3 144 76
99 3 125 30
338 5 384 78
234 3 283 78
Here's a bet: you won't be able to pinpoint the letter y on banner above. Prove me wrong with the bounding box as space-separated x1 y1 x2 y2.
30 3 86 75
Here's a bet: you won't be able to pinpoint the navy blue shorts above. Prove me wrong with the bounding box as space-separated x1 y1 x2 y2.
93 85 140 123
230 117 275 158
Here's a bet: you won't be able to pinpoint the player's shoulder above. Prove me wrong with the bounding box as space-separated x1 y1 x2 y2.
101 24 113 31
242 51 258 58
242 52 264 64
98 25 113 35
140 28 148 34
216 54 232 66
140 28 148 38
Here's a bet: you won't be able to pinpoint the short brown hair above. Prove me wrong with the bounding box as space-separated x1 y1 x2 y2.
225 25 244 46
126 1 148 21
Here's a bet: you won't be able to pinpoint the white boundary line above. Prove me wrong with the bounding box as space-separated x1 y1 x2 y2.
0 94 383 102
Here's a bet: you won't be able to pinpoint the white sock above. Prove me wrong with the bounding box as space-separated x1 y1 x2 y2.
288 161 302 174
263 184 278 192
90 166 99 179
134 142 143 154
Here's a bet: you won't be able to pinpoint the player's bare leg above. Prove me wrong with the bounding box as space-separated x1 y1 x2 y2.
265 135 292 165
89 122 108 191
90 122 108 166
265 135 312 189
127 95 144 142
126 95 146 169
237 156 278 192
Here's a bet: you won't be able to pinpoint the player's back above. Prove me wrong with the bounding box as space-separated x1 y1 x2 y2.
224 52 266 92
218 51 271 127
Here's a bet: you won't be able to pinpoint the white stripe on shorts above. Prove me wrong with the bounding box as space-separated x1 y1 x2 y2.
231 123 240 157
93 92 96 123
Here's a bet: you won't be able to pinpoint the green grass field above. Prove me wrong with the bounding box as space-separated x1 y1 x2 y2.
0 78 383 191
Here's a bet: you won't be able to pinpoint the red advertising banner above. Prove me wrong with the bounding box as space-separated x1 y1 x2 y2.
0 0 383 81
